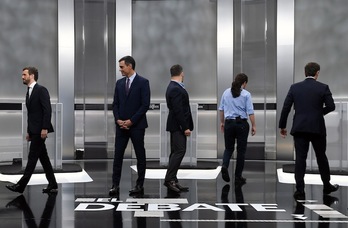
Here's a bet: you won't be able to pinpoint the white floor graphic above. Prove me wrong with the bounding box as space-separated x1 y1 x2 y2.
130 165 221 179
277 168 348 186
0 169 93 185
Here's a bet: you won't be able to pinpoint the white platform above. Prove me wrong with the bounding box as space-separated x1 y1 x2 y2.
0 169 93 185
277 168 348 186
131 165 221 180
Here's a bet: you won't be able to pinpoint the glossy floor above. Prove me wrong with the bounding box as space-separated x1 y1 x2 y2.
0 159 347 228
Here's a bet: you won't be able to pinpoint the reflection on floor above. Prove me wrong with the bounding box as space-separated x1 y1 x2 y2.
1 159 347 228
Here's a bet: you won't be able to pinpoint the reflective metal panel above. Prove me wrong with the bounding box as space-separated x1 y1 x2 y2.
276 0 294 160
116 0 132 77
217 0 234 158
294 0 348 99
133 0 217 159
58 0 75 159
0 0 58 161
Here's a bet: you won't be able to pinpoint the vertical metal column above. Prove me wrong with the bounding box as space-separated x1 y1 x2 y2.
115 0 133 158
58 0 75 159
217 0 234 159
276 0 295 160
116 0 132 73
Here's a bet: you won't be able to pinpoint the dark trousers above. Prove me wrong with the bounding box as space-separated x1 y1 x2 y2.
17 134 57 190
293 133 331 192
112 128 146 187
165 131 187 182
222 120 249 178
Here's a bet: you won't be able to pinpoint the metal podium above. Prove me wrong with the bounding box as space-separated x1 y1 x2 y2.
22 103 63 170
307 102 348 171
159 103 198 167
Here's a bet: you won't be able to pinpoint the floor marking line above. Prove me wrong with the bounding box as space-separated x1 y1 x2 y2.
160 219 348 223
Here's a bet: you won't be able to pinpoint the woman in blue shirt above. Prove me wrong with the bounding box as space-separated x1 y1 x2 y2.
219 73 256 184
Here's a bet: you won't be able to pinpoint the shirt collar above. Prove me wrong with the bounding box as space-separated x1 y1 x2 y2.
171 80 185 89
29 81 37 89
306 76 315 79
127 72 136 81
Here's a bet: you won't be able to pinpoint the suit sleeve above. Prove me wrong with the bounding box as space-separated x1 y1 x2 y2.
112 81 120 121
322 85 335 115
39 87 52 130
279 87 294 129
170 87 190 131
130 79 150 125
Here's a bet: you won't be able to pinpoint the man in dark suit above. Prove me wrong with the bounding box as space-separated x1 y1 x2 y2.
109 56 150 197
163 64 193 193
279 62 338 200
6 67 58 194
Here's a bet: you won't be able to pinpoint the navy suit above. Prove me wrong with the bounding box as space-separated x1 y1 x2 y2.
112 74 150 187
165 81 194 182
17 83 57 191
279 78 335 191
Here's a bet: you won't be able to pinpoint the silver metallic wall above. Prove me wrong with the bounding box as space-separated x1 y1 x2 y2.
58 0 75 159
75 0 116 158
276 0 295 160
0 0 58 161
132 0 218 159
1 0 348 161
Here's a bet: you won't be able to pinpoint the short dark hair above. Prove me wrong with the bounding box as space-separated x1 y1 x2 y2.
170 64 183 77
305 62 320 77
23 66 39 81
119 56 136 70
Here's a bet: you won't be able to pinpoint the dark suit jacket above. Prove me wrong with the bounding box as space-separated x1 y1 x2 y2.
166 81 194 132
112 74 150 129
26 83 54 134
279 78 335 136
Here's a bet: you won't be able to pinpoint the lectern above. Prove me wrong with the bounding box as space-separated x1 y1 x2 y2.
160 103 198 167
22 103 63 170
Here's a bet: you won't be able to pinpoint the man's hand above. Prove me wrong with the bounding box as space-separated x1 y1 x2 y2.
184 129 191 136
280 128 287 138
41 129 48 139
117 119 132 130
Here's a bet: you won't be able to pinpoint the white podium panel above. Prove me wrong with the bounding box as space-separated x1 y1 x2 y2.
160 103 198 167
307 102 348 171
22 103 63 170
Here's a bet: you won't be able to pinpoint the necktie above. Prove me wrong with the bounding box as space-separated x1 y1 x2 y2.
125 78 130 95
26 87 30 101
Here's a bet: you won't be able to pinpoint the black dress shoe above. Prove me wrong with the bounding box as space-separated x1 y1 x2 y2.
129 185 144 195
109 186 120 197
235 176 246 184
164 181 180 193
293 190 306 200
42 184 58 194
175 182 189 192
221 166 230 182
323 184 339 195
6 184 24 194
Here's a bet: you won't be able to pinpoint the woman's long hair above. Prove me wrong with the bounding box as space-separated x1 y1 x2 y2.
231 73 248 98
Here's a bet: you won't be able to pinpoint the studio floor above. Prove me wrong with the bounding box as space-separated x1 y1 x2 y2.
0 159 347 228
